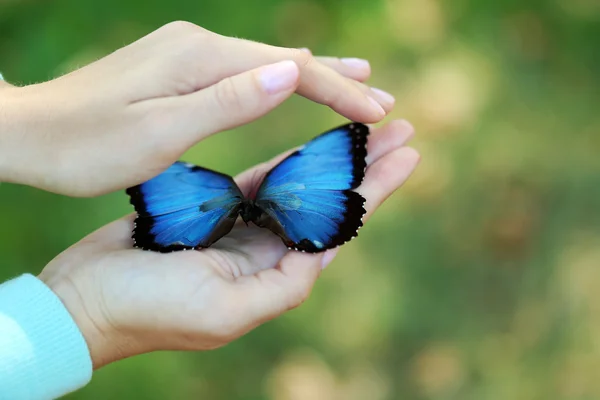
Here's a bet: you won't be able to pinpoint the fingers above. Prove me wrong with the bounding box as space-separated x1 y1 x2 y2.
234 250 327 327
141 61 300 148
93 120 417 253
358 146 421 222
314 56 371 82
299 47 372 83
366 119 415 165
234 119 416 193
222 39 392 122
132 23 391 123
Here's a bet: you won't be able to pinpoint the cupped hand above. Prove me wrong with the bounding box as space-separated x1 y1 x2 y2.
0 21 394 197
38 120 419 369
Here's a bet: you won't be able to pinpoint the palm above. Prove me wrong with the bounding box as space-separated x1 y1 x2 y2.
40 120 419 367
206 223 290 276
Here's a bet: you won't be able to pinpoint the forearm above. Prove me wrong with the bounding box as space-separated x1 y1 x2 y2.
0 274 93 399
0 76 15 182
0 82 32 185
0 81 62 189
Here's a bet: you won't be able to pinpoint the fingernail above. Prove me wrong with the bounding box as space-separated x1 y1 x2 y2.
299 47 312 54
371 87 395 104
321 248 339 270
0 72 4 81
259 60 299 94
367 96 386 117
341 57 370 70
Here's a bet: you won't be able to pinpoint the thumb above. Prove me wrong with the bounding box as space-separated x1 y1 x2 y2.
236 248 339 330
147 60 300 146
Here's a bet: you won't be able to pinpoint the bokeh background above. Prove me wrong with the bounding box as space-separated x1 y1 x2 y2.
1 0 599 399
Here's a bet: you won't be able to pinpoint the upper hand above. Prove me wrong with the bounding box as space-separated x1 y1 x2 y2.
38 120 418 369
0 21 394 197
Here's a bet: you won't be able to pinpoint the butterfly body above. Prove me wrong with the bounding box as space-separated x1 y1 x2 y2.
127 123 369 253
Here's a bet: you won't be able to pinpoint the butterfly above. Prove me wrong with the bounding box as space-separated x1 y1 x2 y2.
126 122 369 253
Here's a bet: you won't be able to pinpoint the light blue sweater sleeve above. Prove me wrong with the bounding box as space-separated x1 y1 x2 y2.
0 274 93 400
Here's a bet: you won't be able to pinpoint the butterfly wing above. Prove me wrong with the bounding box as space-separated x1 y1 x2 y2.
126 162 243 252
252 122 368 252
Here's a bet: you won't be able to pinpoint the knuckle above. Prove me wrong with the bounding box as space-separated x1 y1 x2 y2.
208 318 239 341
209 309 244 341
164 20 197 31
214 77 244 112
138 108 189 154
287 286 310 310
162 20 207 36
220 321 243 341
187 32 210 48
288 48 313 67
321 88 342 108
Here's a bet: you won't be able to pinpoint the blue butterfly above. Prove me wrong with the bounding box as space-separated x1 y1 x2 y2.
126 122 369 253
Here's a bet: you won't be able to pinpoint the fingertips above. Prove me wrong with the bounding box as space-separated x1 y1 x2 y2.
289 63 387 123
359 146 421 222
230 41 387 123
259 60 300 94
286 50 390 116
346 81 393 117
367 86 395 112
366 119 415 165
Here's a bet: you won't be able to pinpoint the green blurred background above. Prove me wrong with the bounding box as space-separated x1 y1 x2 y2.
1 0 599 399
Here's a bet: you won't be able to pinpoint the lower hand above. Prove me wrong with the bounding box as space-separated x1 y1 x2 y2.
38 120 419 369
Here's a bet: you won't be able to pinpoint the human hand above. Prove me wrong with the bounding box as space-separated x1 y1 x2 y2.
0 21 394 197
38 120 418 369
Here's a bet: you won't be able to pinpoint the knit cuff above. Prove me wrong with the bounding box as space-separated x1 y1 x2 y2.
0 274 93 400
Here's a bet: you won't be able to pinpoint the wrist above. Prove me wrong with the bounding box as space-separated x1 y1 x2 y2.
0 85 37 184
39 274 119 369
0 86 16 181
0 83 65 188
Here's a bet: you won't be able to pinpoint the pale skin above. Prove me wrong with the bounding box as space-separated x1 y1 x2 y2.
0 21 394 196
0 22 419 370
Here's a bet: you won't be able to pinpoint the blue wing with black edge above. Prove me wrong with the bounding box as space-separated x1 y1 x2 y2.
126 162 243 252
252 122 368 252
